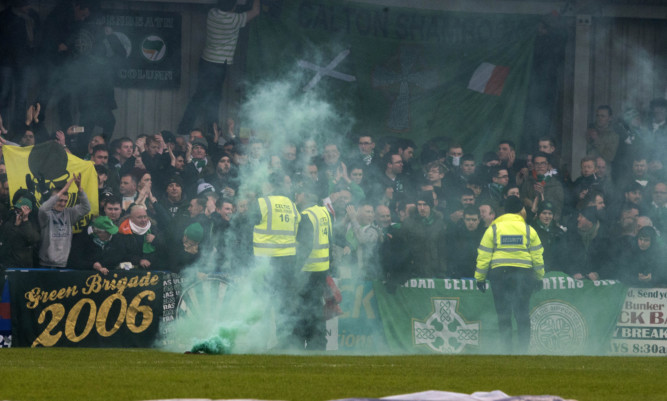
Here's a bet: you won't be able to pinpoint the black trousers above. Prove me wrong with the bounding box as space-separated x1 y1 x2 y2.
488 266 537 352
178 59 227 135
294 270 327 350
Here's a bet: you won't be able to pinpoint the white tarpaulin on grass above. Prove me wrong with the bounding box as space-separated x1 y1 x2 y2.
147 390 577 401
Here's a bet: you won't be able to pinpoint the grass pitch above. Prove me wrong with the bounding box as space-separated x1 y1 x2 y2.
1 349 666 401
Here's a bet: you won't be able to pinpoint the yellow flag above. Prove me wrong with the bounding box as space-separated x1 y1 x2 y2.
4 142 99 233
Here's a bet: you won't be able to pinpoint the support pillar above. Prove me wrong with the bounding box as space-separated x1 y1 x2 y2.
569 15 592 180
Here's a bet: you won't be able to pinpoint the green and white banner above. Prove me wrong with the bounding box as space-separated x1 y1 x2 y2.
247 1 538 153
373 272 627 355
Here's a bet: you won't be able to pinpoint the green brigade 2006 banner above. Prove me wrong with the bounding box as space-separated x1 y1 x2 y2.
248 0 538 153
8 270 171 347
3 142 99 233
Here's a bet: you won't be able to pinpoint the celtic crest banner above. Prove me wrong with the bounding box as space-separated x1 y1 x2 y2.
373 273 627 354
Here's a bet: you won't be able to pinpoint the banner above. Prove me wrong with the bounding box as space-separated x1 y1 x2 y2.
610 287 667 356
8 269 168 347
374 278 496 354
87 10 181 88
4 271 639 353
0 279 10 347
373 272 627 355
337 279 388 352
529 272 626 355
3 142 99 233
247 1 538 154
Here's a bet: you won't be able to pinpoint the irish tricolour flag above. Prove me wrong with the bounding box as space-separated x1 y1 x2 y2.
467 62 510 96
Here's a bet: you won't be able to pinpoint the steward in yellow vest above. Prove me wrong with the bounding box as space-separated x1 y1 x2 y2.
252 195 300 257
293 189 333 350
475 196 544 353
299 205 333 272
249 174 303 350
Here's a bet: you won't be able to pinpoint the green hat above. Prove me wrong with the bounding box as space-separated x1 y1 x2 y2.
15 197 33 210
92 215 118 235
184 223 204 243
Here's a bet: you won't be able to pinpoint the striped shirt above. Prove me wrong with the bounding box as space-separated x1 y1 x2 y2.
201 9 247 64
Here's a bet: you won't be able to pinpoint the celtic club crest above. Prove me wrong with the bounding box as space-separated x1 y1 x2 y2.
413 298 480 353
530 301 587 354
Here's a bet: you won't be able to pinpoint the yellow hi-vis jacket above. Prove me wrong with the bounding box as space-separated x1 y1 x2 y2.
301 205 332 272
475 213 545 281
253 196 300 257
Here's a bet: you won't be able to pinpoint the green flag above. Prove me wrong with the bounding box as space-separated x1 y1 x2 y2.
247 1 538 154
531 272 627 355
373 273 627 355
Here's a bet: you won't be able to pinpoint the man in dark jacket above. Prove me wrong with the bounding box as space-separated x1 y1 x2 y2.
0 197 40 268
68 215 120 274
397 191 447 278
169 222 204 272
560 206 611 280
445 206 485 278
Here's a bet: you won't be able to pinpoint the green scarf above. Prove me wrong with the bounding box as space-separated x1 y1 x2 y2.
143 228 155 254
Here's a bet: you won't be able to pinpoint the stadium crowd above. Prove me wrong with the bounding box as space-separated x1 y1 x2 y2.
0 0 667 292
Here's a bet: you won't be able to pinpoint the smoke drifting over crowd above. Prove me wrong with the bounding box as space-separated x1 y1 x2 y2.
158 65 356 354
152 5 665 357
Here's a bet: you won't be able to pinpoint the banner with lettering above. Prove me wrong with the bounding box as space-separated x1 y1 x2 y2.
610 287 667 356
8 270 168 347
374 278 498 354
529 272 626 355
336 279 389 352
85 10 181 88
373 272 627 355
3 142 99 233
247 1 538 154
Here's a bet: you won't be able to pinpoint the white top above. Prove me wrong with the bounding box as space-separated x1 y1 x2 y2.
201 8 247 64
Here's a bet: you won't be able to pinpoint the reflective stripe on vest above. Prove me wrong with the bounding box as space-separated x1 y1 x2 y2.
253 196 299 257
485 221 540 271
302 206 332 272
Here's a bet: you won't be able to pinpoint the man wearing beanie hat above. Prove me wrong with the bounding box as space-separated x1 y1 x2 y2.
159 175 189 219
184 137 215 183
530 201 565 272
398 190 447 278
184 222 204 243
167 222 204 272
205 152 239 198
475 195 545 352
68 216 120 275
0 197 40 269
559 205 611 282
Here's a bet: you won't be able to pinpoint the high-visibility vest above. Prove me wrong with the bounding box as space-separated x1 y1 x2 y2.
253 196 300 257
302 205 332 272
475 213 545 281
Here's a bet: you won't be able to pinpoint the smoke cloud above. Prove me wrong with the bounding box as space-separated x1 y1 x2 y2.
158 62 356 354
